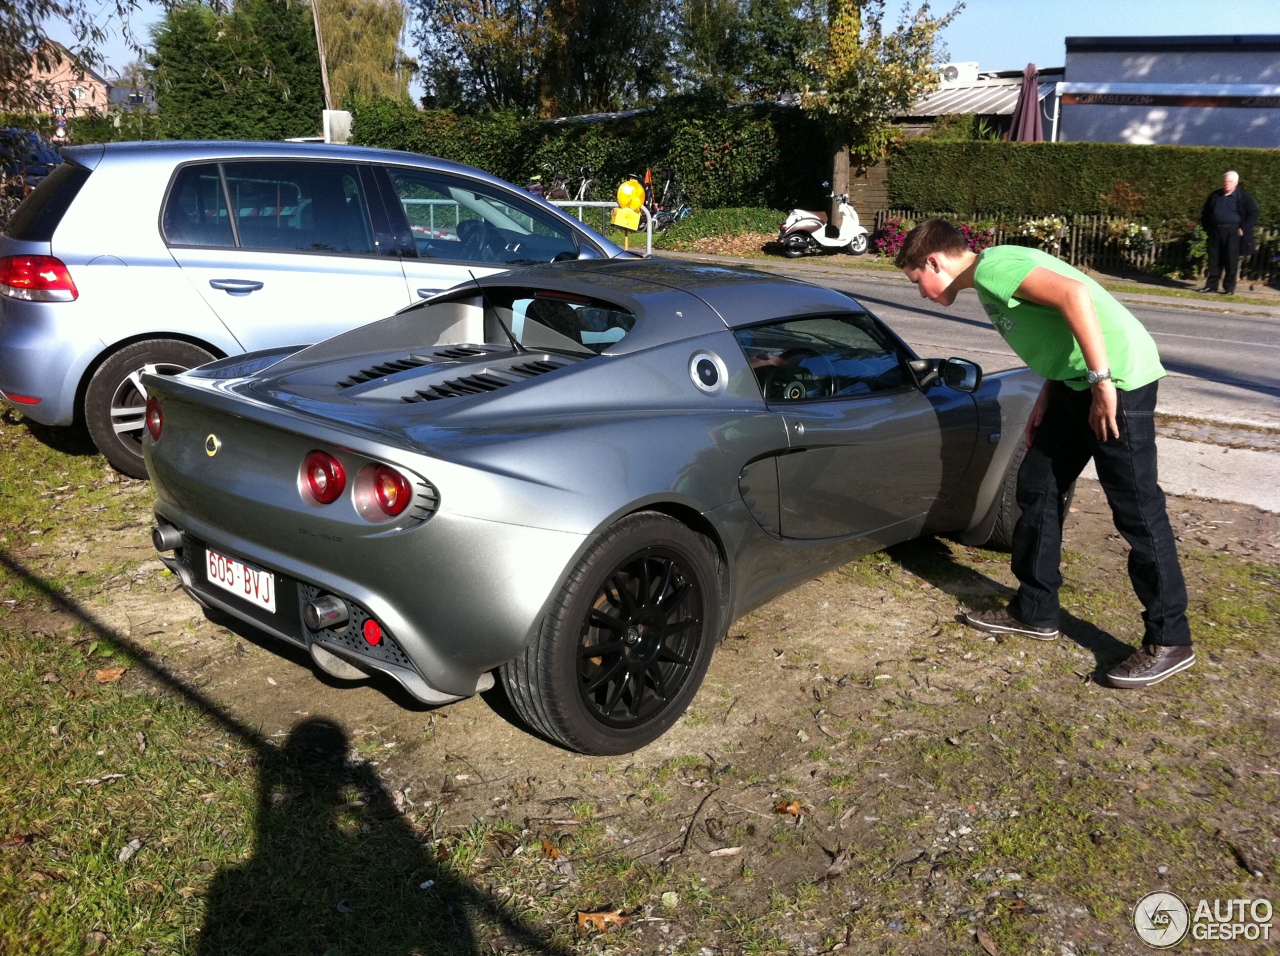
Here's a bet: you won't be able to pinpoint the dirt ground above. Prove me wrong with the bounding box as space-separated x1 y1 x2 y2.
8 469 1280 953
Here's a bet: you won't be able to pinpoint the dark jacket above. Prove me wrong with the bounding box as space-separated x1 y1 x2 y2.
1201 185 1261 255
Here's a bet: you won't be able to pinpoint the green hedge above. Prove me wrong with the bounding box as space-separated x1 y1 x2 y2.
889 141 1280 225
349 96 829 210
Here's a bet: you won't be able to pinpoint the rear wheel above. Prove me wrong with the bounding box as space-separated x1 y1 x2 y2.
501 512 722 755
783 236 808 258
85 339 216 479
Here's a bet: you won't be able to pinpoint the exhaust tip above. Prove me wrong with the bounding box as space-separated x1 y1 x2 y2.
303 595 350 631
152 524 183 552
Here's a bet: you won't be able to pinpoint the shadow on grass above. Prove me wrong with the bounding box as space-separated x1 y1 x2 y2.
4 409 101 459
885 536 1135 680
1 548 575 955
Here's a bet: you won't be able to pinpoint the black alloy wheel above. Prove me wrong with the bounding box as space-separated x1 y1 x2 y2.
577 546 704 730
501 513 722 755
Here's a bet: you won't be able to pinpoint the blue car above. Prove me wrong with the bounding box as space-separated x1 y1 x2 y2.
0 140 630 477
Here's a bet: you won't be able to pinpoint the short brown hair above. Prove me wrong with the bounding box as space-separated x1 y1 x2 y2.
895 219 969 270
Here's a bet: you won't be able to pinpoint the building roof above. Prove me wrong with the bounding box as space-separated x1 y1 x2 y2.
904 70 1063 119
1066 35 1280 54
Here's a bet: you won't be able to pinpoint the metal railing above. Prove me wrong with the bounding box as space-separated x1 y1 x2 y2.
873 209 1280 284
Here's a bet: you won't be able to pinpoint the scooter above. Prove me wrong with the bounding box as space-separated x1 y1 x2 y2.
778 192 869 257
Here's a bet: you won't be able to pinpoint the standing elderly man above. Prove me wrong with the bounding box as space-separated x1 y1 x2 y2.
1200 170 1259 295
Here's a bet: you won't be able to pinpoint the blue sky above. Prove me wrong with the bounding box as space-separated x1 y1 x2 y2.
53 0 1280 82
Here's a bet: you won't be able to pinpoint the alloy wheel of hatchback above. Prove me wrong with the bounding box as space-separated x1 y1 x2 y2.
501 513 722 755
85 339 216 479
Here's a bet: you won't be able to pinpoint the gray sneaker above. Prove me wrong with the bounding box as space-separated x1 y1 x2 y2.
962 607 1059 640
1105 644 1195 689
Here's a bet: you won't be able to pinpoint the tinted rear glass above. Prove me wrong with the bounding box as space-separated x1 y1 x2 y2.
5 161 90 241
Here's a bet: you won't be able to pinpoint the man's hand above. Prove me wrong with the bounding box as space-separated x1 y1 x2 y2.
1025 379 1051 449
1090 380 1120 441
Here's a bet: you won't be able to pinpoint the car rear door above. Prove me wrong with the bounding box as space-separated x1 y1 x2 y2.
165 160 412 352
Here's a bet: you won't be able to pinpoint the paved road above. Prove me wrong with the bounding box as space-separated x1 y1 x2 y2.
667 252 1280 511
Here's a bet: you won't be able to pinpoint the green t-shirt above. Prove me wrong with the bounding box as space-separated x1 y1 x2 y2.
973 246 1165 391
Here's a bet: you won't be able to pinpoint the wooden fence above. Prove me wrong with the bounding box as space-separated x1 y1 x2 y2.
873 209 1280 285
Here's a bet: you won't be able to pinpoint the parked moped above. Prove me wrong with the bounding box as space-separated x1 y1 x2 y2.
778 192 869 257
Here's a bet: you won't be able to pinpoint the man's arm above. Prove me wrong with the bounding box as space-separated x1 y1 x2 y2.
1013 266 1120 441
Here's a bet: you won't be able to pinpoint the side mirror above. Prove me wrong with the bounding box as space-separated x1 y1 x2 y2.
941 357 982 393
908 358 940 389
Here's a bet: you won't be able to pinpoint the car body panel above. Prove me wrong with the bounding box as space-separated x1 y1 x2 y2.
143 260 1041 712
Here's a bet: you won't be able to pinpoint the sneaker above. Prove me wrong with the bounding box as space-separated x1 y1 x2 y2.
962 607 1059 640
1105 644 1195 689
1197 285 1217 293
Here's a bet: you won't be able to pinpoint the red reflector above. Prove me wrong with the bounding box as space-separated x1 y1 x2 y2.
373 465 412 516
0 255 78 302
362 619 383 645
0 390 41 405
145 397 163 440
303 451 346 504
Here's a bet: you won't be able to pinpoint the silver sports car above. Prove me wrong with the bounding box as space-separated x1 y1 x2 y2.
145 260 1040 754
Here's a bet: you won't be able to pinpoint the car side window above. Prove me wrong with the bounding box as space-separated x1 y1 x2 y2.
387 168 579 265
734 313 908 402
226 161 375 255
163 164 234 247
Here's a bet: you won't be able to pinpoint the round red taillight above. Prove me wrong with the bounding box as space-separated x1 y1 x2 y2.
372 465 412 516
362 619 383 646
145 397 163 440
304 451 346 504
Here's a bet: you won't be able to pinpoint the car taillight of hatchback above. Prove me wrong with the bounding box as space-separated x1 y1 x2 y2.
0 255 78 302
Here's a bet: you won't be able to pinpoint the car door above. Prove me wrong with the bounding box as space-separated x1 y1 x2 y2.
165 160 412 353
735 313 978 541
376 166 587 302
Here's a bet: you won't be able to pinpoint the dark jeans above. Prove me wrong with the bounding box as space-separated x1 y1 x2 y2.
1206 224 1242 293
1009 380 1191 647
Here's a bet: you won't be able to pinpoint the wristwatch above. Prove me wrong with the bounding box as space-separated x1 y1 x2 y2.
1086 368 1112 385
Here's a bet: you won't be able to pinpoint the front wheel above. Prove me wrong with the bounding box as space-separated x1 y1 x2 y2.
501 513 723 755
982 445 1075 551
85 339 216 479
846 233 869 255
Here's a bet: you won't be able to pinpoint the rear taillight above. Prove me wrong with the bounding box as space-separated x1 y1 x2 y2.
145 397 163 440
0 255 78 302
303 451 346 504
372 465 412 517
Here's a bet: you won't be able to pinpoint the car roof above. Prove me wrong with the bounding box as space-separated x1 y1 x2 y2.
60 140 505 182
468 258 864 331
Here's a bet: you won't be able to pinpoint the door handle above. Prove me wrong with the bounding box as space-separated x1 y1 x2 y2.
209 279 264 295
416 288 442 299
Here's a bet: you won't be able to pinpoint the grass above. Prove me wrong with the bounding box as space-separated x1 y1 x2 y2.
2 391 1279 952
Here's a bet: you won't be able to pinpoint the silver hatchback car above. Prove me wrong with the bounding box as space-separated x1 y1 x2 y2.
0 140 628 477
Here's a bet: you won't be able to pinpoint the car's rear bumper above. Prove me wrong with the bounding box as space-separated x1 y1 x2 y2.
0 296 96 426
152 500 589 701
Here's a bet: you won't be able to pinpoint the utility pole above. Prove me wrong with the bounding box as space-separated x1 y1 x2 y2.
311 0 333 111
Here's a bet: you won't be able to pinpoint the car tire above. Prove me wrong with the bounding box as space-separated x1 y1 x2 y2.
983 444 1076 552
85 339 216 479
501 512 722 755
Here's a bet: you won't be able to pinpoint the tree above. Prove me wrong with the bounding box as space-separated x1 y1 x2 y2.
802 0 960 217
149 0 326 140
410 0 670 117
675 0 819 102
314 0 414 107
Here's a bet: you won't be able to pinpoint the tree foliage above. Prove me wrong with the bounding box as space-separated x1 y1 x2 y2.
677 0 821 101
315 0 413 107
148 0 326 140
411 0 671 116
802 0 960 162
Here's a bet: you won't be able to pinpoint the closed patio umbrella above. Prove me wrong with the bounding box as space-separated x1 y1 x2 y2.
1008 62 1045 142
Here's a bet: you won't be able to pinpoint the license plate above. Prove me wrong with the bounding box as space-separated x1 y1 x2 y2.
206 547 276 613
